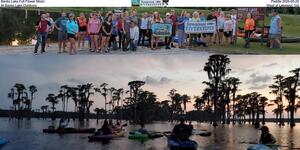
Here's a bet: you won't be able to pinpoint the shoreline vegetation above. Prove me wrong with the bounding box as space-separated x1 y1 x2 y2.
4 54 300 128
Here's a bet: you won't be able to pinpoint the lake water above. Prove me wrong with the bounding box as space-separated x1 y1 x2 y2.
0 118 299 150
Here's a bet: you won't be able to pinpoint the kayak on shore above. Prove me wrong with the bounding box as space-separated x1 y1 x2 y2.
247 144 281 150
43 128 96 134
88 130 126 141
0 137 8 147
167 137 198 150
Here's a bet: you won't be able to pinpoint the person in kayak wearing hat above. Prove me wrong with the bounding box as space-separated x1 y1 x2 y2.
171 117 192 141
259 126 276 145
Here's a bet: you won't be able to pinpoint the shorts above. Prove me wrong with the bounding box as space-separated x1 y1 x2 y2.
67 33 76 39
79 26 87 32
89 33 98 35
102 33 110 37
58 31 67 41
269 33 281 39
224 31 232 37
218 29 224 32
79 31 86 35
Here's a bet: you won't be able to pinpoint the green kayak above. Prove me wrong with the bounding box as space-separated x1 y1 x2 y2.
128 131 163 140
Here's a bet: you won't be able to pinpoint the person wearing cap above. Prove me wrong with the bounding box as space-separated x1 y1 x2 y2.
34 13 52 54
171 117 192 141
269 9 282 50
55 12 68 53
259 126 276 145
164 12 173 49
66 13 79 55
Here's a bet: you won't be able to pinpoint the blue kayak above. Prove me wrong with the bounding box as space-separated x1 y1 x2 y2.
0 137 8 147
247 144 280 150
168 138 198 150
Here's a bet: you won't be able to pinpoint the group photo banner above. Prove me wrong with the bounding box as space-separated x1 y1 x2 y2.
137 0 299 7
151 23 172 37
0 0 132 7
185 21 216 34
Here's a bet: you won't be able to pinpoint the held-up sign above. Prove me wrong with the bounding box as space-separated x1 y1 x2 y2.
151 23 172 37
184 21 216 34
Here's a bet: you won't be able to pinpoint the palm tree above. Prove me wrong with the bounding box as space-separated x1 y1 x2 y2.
203 54 231 126
228 77 241 124
28 85 37 111
269 74 285 126
45 94 59 112
14 83 26 111
194 96 205 111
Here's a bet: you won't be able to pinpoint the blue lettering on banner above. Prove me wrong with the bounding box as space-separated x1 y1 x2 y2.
185 21 216 34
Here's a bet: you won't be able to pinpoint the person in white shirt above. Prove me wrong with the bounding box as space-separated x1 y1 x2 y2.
230 9 237 45
138 12 148 47
45 13 54 48
223 14 233 45
130 21 139 51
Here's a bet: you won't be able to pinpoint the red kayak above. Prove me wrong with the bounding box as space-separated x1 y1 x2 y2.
43 128 96 134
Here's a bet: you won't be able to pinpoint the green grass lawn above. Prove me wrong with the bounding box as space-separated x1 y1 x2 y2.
191 38 300 54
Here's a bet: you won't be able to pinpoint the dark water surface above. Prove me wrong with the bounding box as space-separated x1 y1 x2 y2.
0 118 299 150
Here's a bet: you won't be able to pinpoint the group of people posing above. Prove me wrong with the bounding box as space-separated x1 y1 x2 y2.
34 8 282 54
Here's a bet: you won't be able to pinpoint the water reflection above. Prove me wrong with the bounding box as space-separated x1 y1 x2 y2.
0 118 299 150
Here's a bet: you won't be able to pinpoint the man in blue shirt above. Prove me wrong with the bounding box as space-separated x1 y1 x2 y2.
269 9 282 50
55 12 68 53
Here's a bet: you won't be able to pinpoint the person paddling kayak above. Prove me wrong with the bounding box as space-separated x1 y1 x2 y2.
171 117 192 141
260 126 276 145
98 120 112 135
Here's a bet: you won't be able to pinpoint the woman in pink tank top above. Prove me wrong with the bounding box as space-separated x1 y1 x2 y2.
87 12 101 52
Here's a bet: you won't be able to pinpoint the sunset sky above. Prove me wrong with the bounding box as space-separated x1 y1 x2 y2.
0 54 299 118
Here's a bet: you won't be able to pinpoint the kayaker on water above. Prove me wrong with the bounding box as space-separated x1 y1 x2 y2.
171 117 192 141
58 118 69 129
188 121 194 135
259 126 276 145
100 120 112 135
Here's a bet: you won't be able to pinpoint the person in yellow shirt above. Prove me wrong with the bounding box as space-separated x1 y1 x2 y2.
244 13 255 48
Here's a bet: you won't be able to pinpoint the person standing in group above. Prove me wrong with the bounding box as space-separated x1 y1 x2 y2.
244 13 255 48
129 9 138 24
223 14 233 45
55 12 68 53
216 11 225 45
129 21 139 51
97 12 103 52
206 11 215 46
177 11 187 48
101 14 113 53
138 12 149 48
184 13 190 46
77 13 87 50
164 12 173 49
108 14 118 51
150 12 163 50
230 9 237 45
269 9 282 50
87 12 101 52
45 13 54 48
189 11 201 47
170 9 178 48
146 13 153 48
198 12 208 47
122 11 131 51
34 13 51 54
66 13 79 55
117 13 124 49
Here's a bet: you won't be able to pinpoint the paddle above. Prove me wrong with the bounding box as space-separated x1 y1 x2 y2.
240 142 300 149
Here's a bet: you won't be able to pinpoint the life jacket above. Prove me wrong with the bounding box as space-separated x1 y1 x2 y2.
244 18 255 31
77 17 87 27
